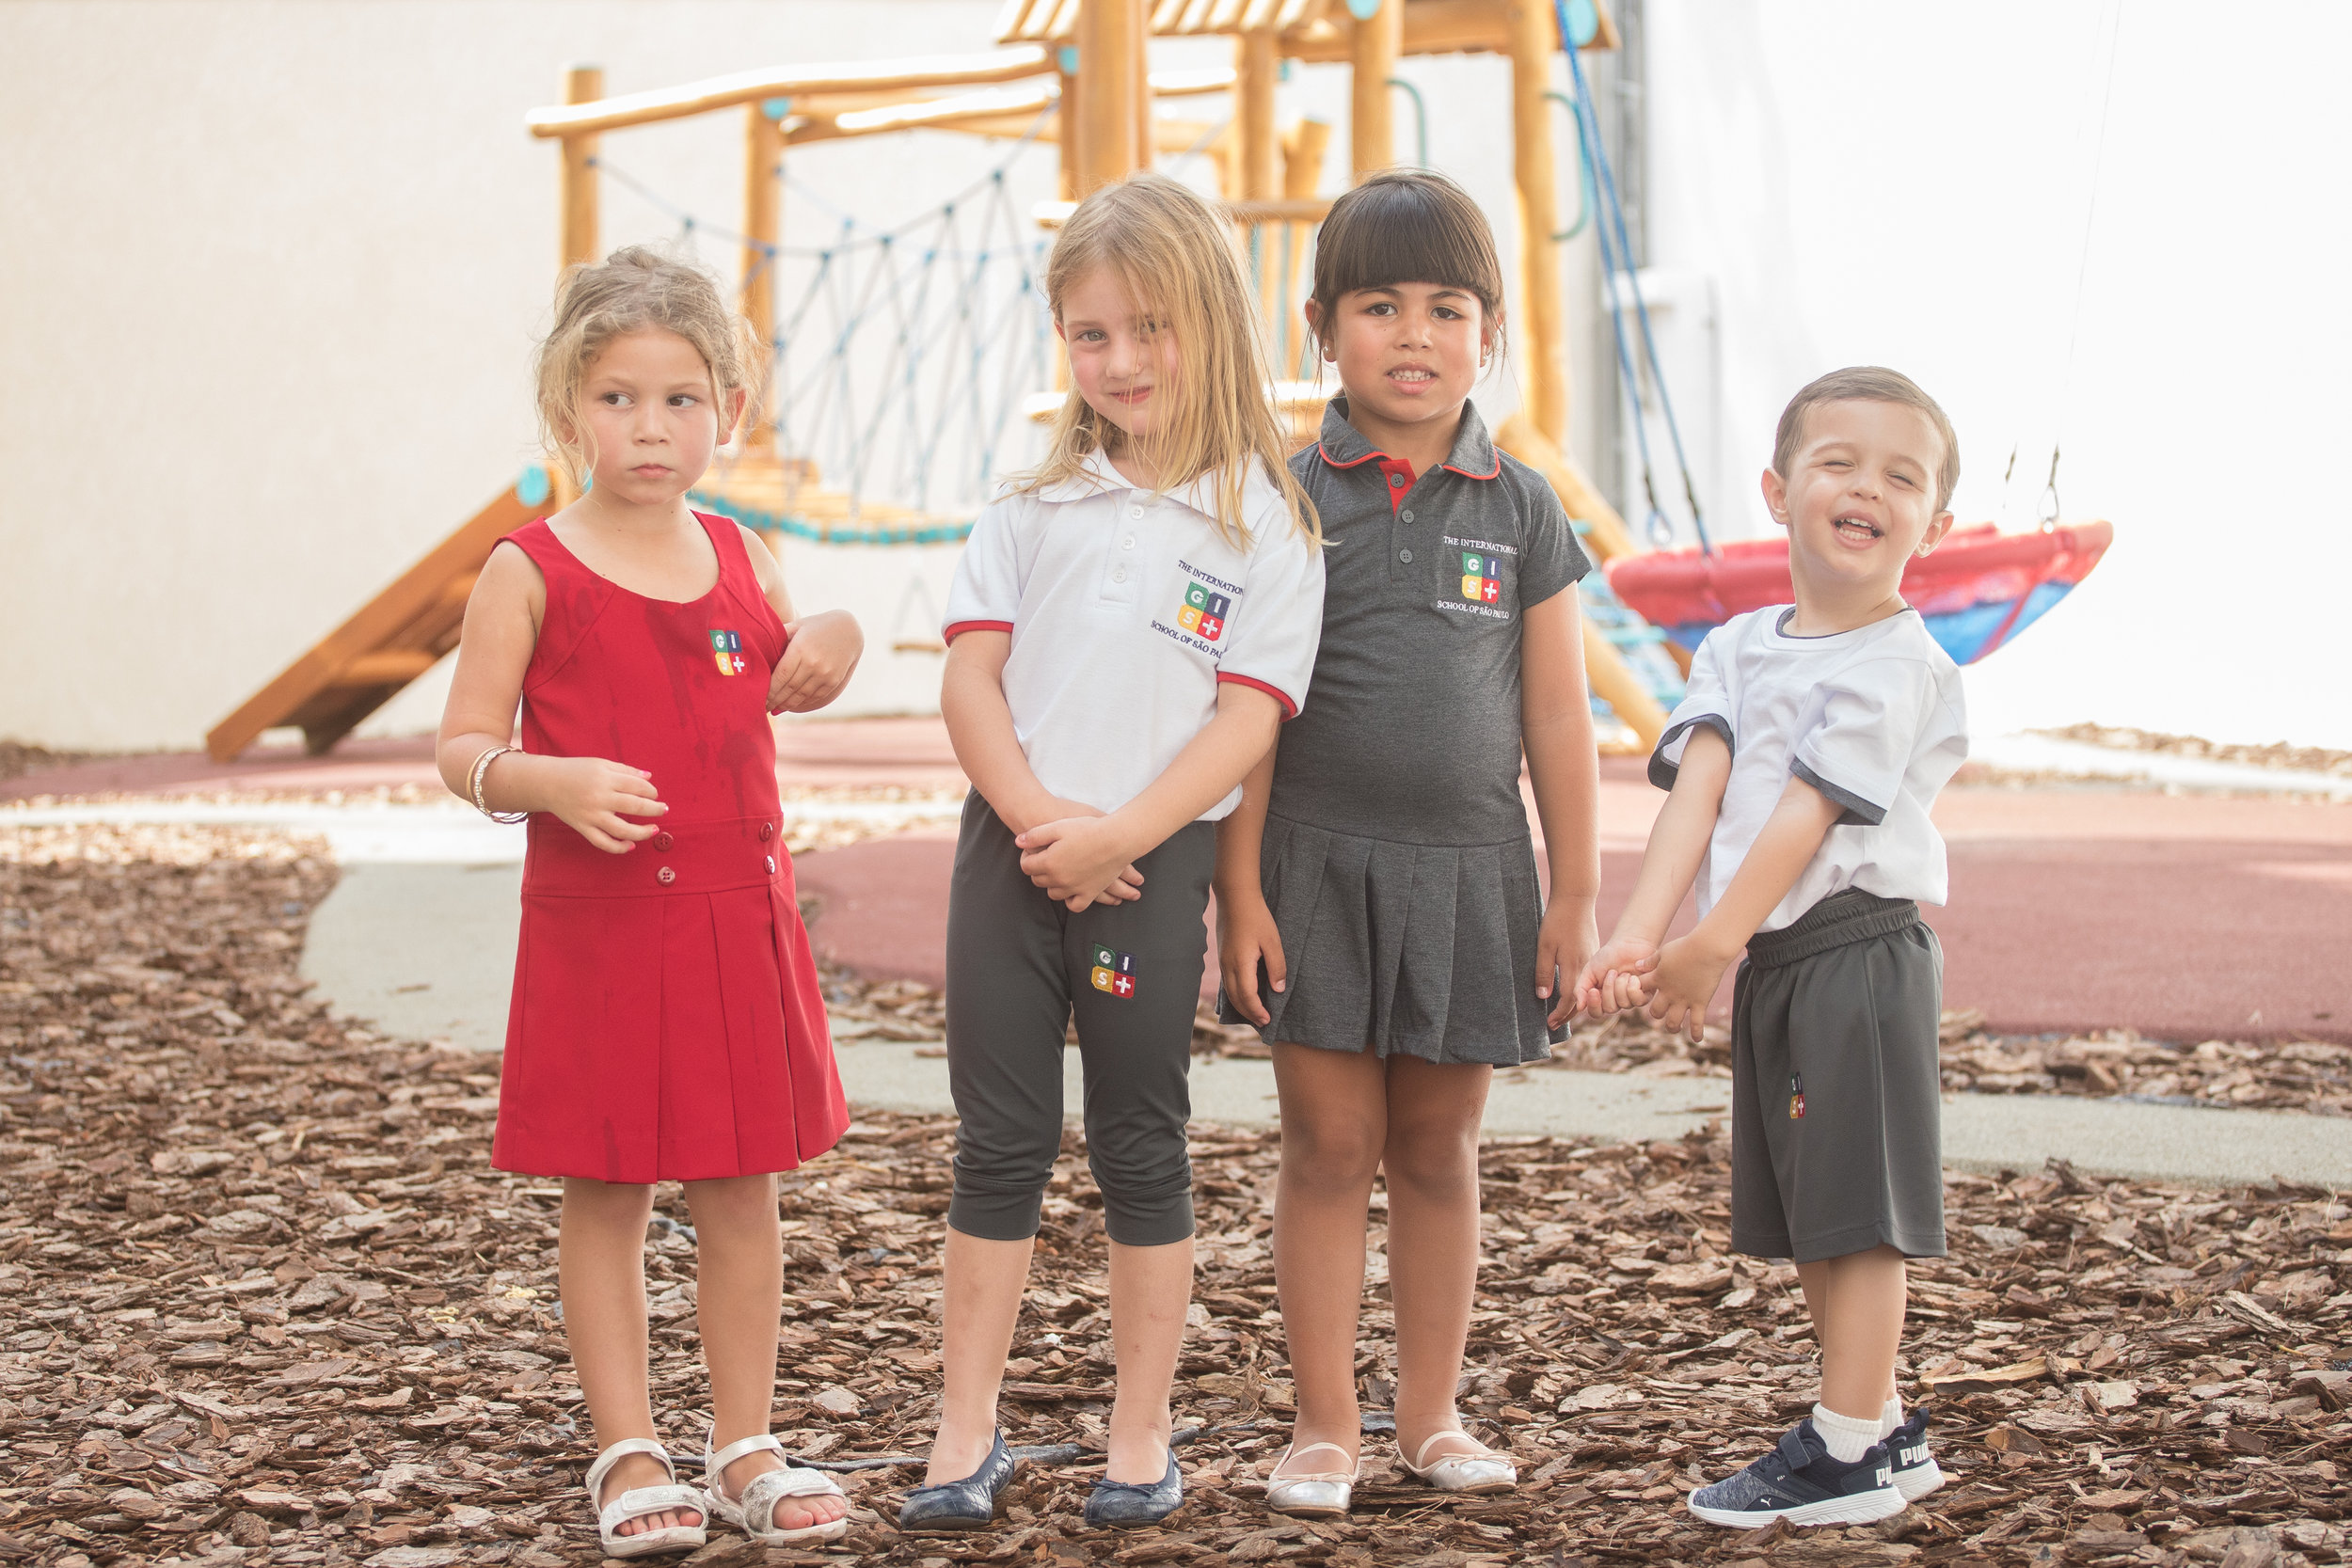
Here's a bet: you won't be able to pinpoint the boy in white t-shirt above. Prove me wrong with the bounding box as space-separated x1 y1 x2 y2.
1577 367 1969 1529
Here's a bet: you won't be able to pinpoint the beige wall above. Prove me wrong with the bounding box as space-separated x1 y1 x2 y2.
0 2 1604 751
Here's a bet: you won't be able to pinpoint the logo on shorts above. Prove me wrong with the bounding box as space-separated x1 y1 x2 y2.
1089 942 1138 999
1458 550 1502 606
1176 578 1231 642
707 629 746 676
1788 1074 1806 1120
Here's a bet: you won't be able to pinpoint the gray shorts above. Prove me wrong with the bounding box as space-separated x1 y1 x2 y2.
1729 889 1947 1264
944 792 1214 1248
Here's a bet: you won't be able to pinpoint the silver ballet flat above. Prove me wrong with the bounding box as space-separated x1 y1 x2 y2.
1263 1441 1359 1518
1399 1431 1518 1495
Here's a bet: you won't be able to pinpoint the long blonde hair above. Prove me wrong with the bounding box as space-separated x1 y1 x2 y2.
535 245 764 487
1019 173 1316 548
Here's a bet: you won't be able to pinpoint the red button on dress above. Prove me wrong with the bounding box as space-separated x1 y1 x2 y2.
489 514 848 1184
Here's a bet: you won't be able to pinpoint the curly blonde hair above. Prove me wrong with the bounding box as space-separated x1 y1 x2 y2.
534 245 763 485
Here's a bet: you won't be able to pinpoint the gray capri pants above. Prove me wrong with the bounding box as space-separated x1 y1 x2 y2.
944 791 1214 1248
1730 888 1948 1265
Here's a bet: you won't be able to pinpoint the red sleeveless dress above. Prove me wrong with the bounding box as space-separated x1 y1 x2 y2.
489 512 849 1183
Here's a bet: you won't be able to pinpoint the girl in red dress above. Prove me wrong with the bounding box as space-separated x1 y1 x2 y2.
437 247 860 1557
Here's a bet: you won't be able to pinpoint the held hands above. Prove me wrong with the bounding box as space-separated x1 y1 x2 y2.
1016 813 1146 911
546 757 667 854
1571 936 1661 1019
769 610 864 714
1640 933 1735 1043
1534 899 1600 1031
1218 892 1286 1026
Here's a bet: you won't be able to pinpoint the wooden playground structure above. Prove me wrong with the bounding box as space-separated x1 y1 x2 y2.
207 0 1672 762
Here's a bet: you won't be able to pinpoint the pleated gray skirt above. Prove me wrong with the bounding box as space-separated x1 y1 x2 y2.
1217 812 1565 1066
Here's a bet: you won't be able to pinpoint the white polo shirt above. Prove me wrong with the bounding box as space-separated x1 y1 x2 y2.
944 450 1326 820
1651 606 1968 931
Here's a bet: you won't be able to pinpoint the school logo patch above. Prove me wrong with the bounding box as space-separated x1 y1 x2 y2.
1788 1074 1806 1120
1089 942 1139 999
1458 550 1502 606
707 628 746 676
1175 578 1232 643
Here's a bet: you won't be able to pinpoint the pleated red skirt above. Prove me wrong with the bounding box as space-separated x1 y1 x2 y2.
487 515 850 1184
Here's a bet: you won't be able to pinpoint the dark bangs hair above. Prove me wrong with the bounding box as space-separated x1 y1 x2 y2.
1308 168 1507 357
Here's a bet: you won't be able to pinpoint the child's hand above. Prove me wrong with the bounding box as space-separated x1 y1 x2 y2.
1017 816 1143 911
1572 937 1659 1017
769 610 864 714
544 757 666 854
1010 800 1144 911
1534 900 1600 1030
1218 892 1286 1026
1643 933 1733 1042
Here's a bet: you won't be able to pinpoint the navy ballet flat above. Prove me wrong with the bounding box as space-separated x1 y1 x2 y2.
1084 1449 1182 1528
898 1431 1018 1533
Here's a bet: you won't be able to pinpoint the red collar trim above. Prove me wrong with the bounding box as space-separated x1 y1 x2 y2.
1316 441 1387 469
1318 443 1502 481
1440 455 1503 481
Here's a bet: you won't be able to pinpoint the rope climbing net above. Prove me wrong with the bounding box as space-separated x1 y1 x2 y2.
594 116 1061 545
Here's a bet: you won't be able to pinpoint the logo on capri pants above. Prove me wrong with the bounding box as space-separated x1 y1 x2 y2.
1089 943 1138 999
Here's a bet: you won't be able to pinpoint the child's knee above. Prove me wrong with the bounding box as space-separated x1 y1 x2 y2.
1087 1129 1195 1247
946 1120 1062 1242
1280 1105 1385 1187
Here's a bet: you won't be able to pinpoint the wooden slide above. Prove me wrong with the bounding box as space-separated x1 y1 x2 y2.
204 481 544 761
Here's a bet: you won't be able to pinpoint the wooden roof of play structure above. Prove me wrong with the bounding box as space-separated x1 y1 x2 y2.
208 0 1672 761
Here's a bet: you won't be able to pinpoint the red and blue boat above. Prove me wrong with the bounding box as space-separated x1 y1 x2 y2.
1603 520 2114 667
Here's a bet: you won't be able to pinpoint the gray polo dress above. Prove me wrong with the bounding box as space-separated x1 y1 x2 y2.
1218 399 1590 1065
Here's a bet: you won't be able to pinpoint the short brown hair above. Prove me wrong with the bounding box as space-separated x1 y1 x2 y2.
1307 168 1506 358
535 245 762 486
1773 367 1960 513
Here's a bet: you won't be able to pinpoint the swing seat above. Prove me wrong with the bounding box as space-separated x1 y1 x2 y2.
1603 520 2113 666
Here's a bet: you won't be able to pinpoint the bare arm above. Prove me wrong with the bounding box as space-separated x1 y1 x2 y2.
1640 769 1844 1039
435 542 665 854
1213 741 1283 1023
939 629 1068 836
1520 589 1601 1024
1017 685 1283 907
739 525 864 714
1574 724 1730 1011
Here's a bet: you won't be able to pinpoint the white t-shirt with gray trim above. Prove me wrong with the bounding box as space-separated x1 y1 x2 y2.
943 449 1326 820
1649 606 1968 931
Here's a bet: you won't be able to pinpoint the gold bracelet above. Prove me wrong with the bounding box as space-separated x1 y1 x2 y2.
469 746 528 824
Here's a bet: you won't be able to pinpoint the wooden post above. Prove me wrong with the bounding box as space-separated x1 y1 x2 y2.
1507 0 1566 444
1074 0 1144 192
1349 0 1402 180
1057 56 1081 200
1280 118 1332 373
742 100 784 454
559 65 603 275
1237 31 1279 201
1131 0 1152 175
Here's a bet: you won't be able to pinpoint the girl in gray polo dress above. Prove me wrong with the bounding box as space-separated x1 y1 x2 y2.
1215 170 1603 1513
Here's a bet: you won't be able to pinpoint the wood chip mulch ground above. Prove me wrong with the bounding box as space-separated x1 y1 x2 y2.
3 825 2350 1568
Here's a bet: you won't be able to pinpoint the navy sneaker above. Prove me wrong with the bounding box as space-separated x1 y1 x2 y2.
1688 1420 1905 1529
1885 1405 1945 1501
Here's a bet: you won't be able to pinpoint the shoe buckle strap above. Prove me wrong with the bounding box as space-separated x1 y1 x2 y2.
1776 1428 1815 1472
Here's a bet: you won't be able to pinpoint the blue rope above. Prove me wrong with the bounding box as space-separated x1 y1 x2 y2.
686 489 975 546
1556 4 1714 556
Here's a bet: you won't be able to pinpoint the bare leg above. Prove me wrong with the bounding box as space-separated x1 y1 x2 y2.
1269 1044 1389 1476
925 1227 1035 1484
1104 1237 1196 1481
561 1178 702 1536
684 1174 846 1531
1795 1246 1908 1421
1380 1055 1493 1465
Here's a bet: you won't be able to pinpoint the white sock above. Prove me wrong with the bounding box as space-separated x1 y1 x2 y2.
1810 1402 1881 1465
1879 1396 1904 1439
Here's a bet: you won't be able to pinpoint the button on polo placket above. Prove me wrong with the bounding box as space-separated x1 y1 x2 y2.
1099 495 1146 606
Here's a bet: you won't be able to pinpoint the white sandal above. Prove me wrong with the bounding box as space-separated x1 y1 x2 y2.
584 1438 707 1558
1264 1441 1359 1517
703 1431 850 1544
1400 1430 1518 1495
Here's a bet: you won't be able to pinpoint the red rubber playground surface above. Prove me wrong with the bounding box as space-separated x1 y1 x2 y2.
9 718 2348 1045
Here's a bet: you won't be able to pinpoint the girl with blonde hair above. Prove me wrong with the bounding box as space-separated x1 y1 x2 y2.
438 245 862 1555
902 172 1326 1532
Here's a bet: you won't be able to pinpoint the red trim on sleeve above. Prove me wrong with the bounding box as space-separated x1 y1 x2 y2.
942 619 1013 643
1216 672 1299 720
